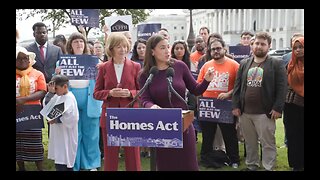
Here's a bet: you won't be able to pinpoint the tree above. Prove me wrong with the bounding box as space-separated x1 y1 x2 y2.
16 9 154 37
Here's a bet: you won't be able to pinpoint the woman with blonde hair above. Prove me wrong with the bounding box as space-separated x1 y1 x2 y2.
94 32 141 171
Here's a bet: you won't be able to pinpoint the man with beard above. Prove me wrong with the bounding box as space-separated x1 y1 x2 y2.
197 38 240 169
232 32 287 171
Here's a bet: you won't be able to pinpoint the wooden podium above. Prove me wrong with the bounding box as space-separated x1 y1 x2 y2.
182 110 194 132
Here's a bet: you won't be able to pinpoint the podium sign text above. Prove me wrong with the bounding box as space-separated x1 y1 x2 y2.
106 108 183 148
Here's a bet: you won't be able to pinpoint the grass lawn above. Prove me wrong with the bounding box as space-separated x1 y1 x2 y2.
17 118 290 171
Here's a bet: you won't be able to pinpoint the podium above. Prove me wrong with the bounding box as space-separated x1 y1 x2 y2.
182 110 194 132
150 110 194 171
105 108 195 171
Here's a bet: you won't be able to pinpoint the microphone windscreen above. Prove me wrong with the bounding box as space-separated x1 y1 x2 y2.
166 67 175 77
149 66 159 75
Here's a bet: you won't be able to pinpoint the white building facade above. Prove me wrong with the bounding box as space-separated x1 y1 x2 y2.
185 9 304 49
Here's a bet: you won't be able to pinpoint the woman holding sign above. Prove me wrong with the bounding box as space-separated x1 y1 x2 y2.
139 34 214 171
65 32 102 171
16 46 47 171
94 32 141 171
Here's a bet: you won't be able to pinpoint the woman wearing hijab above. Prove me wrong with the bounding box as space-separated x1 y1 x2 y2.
283 37 304 171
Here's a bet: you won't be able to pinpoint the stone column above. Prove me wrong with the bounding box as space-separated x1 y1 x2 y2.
270 9 275 32
207 12 211 34
284 9 289 31
243 9 247 31
294 9 301 30
238 9 242 32
264 9 269 32
215 10 219 33
258 9 262 31
249 9 253 31
218 10 222 34
227 9 231 32
232 9 236 33
221 10 224 33
277 9 282 31
301 9 304 31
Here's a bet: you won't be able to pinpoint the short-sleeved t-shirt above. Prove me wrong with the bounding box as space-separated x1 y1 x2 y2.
16 68 47 105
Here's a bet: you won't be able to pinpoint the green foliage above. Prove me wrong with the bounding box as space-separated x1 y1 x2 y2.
16 9 154 36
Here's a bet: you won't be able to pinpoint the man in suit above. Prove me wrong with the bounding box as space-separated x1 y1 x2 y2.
26 22 62 83
26 22 63 139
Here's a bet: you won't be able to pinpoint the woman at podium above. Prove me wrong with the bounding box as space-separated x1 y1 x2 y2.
139 34 214 171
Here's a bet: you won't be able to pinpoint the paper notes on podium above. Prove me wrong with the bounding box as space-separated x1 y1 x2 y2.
182 110 194 132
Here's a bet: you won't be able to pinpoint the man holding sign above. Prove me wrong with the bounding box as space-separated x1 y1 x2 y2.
197 39 240 169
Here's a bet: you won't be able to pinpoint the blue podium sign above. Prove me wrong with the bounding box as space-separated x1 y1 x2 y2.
106 108 183 148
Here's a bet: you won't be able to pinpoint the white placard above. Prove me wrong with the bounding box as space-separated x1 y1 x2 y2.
104 15 133 32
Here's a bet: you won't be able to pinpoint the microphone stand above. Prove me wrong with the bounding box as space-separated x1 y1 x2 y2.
168 82 173 108
127 83 149 108
167 77 188 108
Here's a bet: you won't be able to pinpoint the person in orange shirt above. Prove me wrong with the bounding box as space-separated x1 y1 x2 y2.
16 46 47 171
190 36 206 78
197 39 240 168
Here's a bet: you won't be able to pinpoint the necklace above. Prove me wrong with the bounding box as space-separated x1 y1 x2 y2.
114 63 124 69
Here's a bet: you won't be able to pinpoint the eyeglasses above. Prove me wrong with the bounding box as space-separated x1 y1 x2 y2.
210 47 223 52
241 36 251 40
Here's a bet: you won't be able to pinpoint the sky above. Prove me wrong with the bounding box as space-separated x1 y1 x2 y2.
150 9 185 15
16 9 185 42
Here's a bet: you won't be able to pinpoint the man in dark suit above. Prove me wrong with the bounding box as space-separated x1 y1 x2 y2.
26 22 63 139
25 22 62 83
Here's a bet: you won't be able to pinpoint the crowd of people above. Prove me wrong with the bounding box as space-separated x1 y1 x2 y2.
16 21 304 171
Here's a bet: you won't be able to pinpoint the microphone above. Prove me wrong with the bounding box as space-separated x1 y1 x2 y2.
166 67 188 108
145 66 159 86
127 66 159 107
